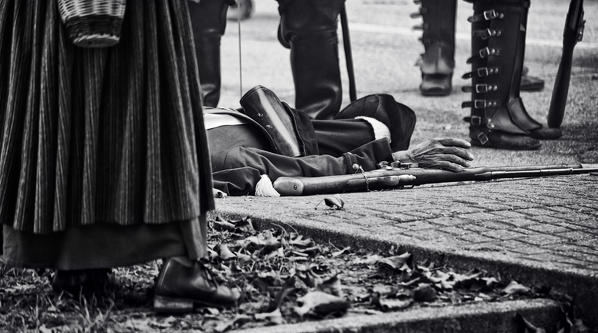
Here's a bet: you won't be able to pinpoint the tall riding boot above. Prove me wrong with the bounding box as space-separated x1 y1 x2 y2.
189 0 232 107
462 0 560 150
412 0 457 96
277 0 345 120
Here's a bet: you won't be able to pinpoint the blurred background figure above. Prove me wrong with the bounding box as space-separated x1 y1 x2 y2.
189 0 235 107
412 0 545 96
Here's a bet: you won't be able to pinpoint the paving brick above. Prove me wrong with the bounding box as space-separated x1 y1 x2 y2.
524 223 572 234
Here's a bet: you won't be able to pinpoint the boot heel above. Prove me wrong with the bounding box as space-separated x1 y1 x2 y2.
153 295 194 314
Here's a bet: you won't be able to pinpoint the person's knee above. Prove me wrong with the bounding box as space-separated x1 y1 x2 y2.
277 0 345 43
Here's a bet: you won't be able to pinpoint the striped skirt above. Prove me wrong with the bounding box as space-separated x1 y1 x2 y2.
0 0 214 235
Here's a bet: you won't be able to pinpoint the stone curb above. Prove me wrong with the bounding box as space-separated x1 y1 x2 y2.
215 210 598 328
233 299 561 333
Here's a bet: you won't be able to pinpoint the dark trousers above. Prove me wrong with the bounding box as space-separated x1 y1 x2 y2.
208 115 392 195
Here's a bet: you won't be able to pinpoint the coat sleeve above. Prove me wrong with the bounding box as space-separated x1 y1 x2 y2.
215 139 394 195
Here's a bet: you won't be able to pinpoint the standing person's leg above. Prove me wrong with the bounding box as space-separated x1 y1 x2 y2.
463 0 560 150
413 0 457 96
189 0 233 107
276 0 346 120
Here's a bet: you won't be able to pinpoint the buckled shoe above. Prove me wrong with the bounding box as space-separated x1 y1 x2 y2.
154 257 240 314
412 0 457 96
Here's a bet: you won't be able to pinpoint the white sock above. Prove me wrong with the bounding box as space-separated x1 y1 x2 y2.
255 175 280 197
355 116 391 143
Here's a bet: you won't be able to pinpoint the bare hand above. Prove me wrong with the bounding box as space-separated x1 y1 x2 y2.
392 138 474 172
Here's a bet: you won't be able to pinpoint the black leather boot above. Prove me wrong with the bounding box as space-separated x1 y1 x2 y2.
277 0 345 120
239 86 303 157
154 257 240 314
462 0 560 150
189 0 232 107
412 0 457 96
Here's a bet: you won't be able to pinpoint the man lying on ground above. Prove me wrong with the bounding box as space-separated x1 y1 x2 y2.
206 86 474 196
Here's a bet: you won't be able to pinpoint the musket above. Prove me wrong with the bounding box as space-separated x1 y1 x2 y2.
547 0 585 128
273 164 598 196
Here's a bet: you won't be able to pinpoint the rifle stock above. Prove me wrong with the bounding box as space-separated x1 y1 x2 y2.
547 47 574 128
273 164 598 196
547 0 584 128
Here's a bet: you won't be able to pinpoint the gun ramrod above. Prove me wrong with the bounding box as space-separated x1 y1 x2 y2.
273 164 598 196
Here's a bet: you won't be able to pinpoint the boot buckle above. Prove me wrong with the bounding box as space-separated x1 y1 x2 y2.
483 10 503 21
471 116 483 126
479 47 499 58
474 29 502 40
467 10 504 23
474 99 487 109
477 132 489 145
476 67 499 77
475 84 497 93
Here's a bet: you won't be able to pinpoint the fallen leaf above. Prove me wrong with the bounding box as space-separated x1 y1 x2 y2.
352 254 384 265
231 217 256 234
239 231 281 252
377 298 413 311
254 309 286 325
331 247 351 257
502 280 530 296
324 196 344 210
294 291 349 317
317 274 343 297
213 218 236 232
376 252 412 271
413 284 437 302
290 235 313 248
214 315 252 333
217 244 237 260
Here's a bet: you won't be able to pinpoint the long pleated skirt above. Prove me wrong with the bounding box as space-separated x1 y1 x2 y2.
0 0 214 269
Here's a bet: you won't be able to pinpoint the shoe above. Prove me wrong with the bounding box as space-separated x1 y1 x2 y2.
277 0 345 119
470 130 541 150
412 0 457 97
154 257 240 314
520 65 544 92
240 86 302 157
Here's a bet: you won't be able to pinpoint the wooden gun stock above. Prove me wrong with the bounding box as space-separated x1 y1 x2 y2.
547 0 585 128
